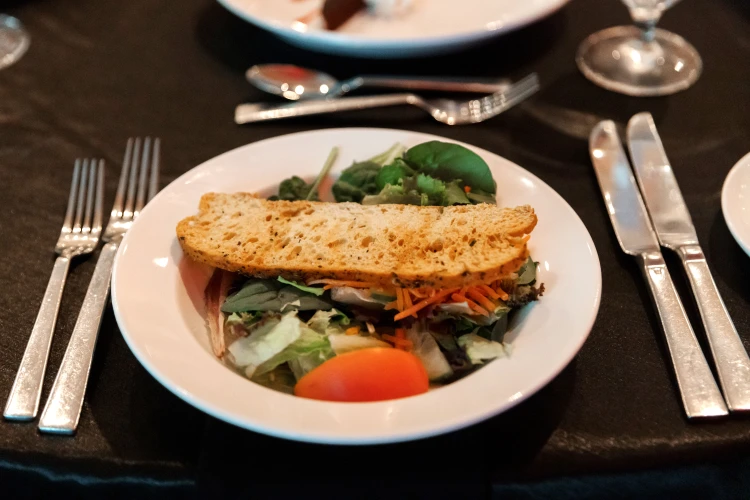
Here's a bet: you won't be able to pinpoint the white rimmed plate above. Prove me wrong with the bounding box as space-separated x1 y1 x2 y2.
111 128 601 445
217 0 570 58
722 152 750 257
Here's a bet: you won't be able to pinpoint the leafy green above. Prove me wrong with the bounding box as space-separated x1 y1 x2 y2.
306 147 339 201
375 162 411 191
361 183 426 206
328 334 391 355
457 333 507 365
306 308 350 335
251 365 297 394
253 325 333 379
332 161 381 202
466 189 497 205
516 257 537 285
406 324 453 381
277 276 325 296
222 278 332 313
227 312 302 375
367 143 407 165
271 176 318 201
443 181 471 205
404 141 497 194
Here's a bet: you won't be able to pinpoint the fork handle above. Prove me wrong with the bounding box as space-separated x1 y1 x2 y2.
639 251 728 418
4 256 71 420
677 245 750 411
235 94 412 124
38 242 118 434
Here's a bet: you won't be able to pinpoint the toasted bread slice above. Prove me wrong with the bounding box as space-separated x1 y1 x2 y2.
176 193 537 289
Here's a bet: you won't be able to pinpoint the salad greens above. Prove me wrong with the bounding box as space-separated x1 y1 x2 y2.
216 140 543 396
272 140 497 206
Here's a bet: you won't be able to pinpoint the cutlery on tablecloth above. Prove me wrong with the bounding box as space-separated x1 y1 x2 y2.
235 73 539 125
246 64 512 101
627 112 750 412
589 120 728 419
38 138 161 434
4 160 104 421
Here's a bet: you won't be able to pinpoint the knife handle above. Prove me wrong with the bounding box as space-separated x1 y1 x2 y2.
677 245 750 411
639 251 728 418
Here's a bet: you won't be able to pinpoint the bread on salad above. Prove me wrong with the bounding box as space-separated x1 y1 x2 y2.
176 192 537 289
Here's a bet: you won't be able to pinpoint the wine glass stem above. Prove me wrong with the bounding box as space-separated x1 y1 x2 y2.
635 19 658 42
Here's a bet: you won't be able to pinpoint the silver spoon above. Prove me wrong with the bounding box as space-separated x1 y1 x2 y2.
246 64 511 101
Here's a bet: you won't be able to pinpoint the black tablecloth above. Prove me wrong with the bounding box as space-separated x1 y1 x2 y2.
2 0 750 498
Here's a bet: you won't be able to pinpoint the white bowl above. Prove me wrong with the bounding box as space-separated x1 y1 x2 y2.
112 128 601 444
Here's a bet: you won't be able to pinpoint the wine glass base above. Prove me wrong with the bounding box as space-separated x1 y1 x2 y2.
576 26 702 97
0 14 30 70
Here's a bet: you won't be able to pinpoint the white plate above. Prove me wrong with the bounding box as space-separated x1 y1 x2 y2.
722 153 750 257
112 128 601 445
217 0 570 58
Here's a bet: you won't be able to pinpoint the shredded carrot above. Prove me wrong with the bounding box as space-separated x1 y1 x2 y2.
451 293 490 316
345 326 360 336
395 327 406 339
393 288 459 321
384 300 399 311
410 289 427 299
402 290 415 316
466 288 497 312
396 288 404 312
478 284 502 301
492 281 510 301
382 334 413 351
464 185 471 193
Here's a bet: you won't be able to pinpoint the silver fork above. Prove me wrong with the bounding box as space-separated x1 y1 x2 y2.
38 137 160 434
4 160 104 421
234 73 540 125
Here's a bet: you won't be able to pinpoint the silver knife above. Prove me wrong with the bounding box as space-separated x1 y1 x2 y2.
590 120 728 418
627 112 750 412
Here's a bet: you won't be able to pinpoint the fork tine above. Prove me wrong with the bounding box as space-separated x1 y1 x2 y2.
123 138 141 219
92 160 104 234
134 137 152 216
148 138 160 202
63 161 81 233
113 139 133 219
82 160 96 234
73 159 89 234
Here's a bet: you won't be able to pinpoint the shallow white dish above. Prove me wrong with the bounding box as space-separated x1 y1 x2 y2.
111 128 601 445
722 153 750 257
217 0 570 58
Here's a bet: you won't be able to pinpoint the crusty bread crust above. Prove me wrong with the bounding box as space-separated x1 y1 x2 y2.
176 193 537 289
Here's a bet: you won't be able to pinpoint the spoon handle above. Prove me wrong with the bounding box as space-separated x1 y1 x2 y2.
355 76 511 94
235 94 412 124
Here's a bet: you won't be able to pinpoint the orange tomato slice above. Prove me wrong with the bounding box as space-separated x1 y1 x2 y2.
294 348 429 402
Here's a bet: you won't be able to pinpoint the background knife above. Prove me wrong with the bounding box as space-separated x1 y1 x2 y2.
590 120 727 419
627 112 750 412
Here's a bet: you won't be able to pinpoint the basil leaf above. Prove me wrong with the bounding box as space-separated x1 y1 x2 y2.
277 276 325 296
404 141 497 194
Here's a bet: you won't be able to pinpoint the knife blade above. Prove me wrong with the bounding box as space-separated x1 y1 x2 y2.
627 112 750 412
590 120 727 418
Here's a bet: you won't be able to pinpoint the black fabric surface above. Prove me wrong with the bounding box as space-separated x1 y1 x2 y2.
1 0 750 497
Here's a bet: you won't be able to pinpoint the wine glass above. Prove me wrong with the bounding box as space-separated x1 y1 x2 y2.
576 0 701 96
0 14 29 71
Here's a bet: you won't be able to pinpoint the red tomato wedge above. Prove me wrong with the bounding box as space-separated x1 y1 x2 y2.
294 348 429 402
